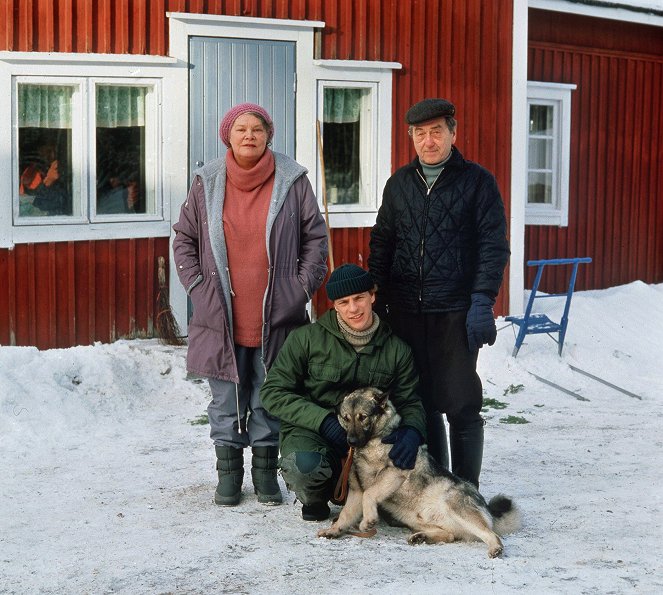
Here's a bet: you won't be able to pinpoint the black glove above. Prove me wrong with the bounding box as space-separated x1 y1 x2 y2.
466 292 497 353
381 426 422 469
320 414 348 456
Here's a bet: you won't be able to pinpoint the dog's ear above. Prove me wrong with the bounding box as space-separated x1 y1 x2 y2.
372 388 391 408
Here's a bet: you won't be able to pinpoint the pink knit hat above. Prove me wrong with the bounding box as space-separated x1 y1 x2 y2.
219 103 274 147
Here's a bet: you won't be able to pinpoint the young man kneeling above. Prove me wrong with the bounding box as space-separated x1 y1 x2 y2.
260 264 427 521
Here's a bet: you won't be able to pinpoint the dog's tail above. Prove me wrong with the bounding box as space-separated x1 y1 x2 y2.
488 494 522 535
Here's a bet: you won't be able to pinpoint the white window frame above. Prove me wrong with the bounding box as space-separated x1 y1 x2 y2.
13 77 161 226
526 81 576 227
313 60 400 228
0 52 179 247
13 78 86 224
89 79 160 223
317 81 378 213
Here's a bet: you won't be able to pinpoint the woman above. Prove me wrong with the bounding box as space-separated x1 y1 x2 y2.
173 103 328 507
260 264 427 521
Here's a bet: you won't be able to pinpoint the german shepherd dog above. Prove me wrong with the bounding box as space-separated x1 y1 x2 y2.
317 387 521 558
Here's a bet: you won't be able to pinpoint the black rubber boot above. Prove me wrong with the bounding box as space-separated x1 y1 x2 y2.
301 502 330 521
214 446 244 506
449 419 485 489
426 411 450 470
251 446 283 505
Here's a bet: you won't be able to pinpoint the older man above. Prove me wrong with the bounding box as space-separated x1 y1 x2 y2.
368 98 510 488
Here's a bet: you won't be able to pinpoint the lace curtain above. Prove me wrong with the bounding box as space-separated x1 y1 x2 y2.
96 85 146 127
323 88 362 123
19 84 72 128
18 84 146 128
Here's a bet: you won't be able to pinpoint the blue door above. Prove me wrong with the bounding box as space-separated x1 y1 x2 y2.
189 36 296 173
187 37 296 321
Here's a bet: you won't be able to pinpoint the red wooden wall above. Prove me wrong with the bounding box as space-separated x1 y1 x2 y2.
526 8 663 293
0 0 513 346
0 238 169 349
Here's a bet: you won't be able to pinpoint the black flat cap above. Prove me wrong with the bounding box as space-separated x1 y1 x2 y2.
405 98 456 125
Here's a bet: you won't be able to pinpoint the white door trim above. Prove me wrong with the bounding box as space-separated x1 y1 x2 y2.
166 12 324 331
510 0 528 316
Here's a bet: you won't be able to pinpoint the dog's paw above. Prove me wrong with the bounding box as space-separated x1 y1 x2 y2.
488 544 504 558
358 516 377 533
407 528 455 545
317 526 342 539
407 532 428 545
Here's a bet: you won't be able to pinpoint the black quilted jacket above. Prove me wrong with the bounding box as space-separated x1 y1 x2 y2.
368 147 510 314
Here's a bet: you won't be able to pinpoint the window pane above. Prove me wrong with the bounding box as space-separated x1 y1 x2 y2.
529 105 553 135
17 84 74 217
323 87 369 206
528 172 552 204
528 138 553 170
96 85 150 215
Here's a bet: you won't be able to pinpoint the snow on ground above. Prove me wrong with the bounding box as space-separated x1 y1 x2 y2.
1 281 662 594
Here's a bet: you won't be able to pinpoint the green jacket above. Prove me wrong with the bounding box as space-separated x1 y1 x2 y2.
260 309 427 445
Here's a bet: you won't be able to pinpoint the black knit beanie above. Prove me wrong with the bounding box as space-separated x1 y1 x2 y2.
325 264 374 301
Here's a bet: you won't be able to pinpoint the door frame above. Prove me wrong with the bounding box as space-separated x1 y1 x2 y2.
167 12 324 331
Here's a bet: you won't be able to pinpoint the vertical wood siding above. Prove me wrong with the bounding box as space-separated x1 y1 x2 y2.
1 0 513 346
0 238 169 348
527 9 663 292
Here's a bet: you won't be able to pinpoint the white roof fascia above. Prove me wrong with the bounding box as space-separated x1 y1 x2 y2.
529 0 663 28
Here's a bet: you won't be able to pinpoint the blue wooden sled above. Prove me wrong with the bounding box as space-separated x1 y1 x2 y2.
506 257 592 357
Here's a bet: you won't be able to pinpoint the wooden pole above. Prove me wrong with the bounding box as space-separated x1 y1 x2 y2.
316 119 335 272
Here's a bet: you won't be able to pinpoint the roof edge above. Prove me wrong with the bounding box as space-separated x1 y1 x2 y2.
529 0 663 27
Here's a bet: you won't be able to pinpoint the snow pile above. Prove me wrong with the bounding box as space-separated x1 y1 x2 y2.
1 282 662 594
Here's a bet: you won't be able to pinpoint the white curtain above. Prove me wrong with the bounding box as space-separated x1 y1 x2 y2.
18 84 72 128
96 85 146 128
324 88 362 123
18 84 146 128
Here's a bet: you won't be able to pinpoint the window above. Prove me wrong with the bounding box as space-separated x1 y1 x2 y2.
0 52 178 247
313 60 399 228
320 84 376 209
18 84 77 218
96 85 153 217
526 82 576 226
15 79 158 224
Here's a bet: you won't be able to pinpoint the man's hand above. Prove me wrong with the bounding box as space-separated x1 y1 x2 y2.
466 293 497 352
320 414 348 456
381 426 422 469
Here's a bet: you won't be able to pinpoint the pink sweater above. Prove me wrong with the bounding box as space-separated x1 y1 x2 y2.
223 149 275 347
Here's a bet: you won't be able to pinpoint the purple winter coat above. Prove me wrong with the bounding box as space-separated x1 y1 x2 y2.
172 150 328 383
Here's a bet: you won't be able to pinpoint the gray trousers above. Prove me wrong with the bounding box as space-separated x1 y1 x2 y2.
208 345 280 449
